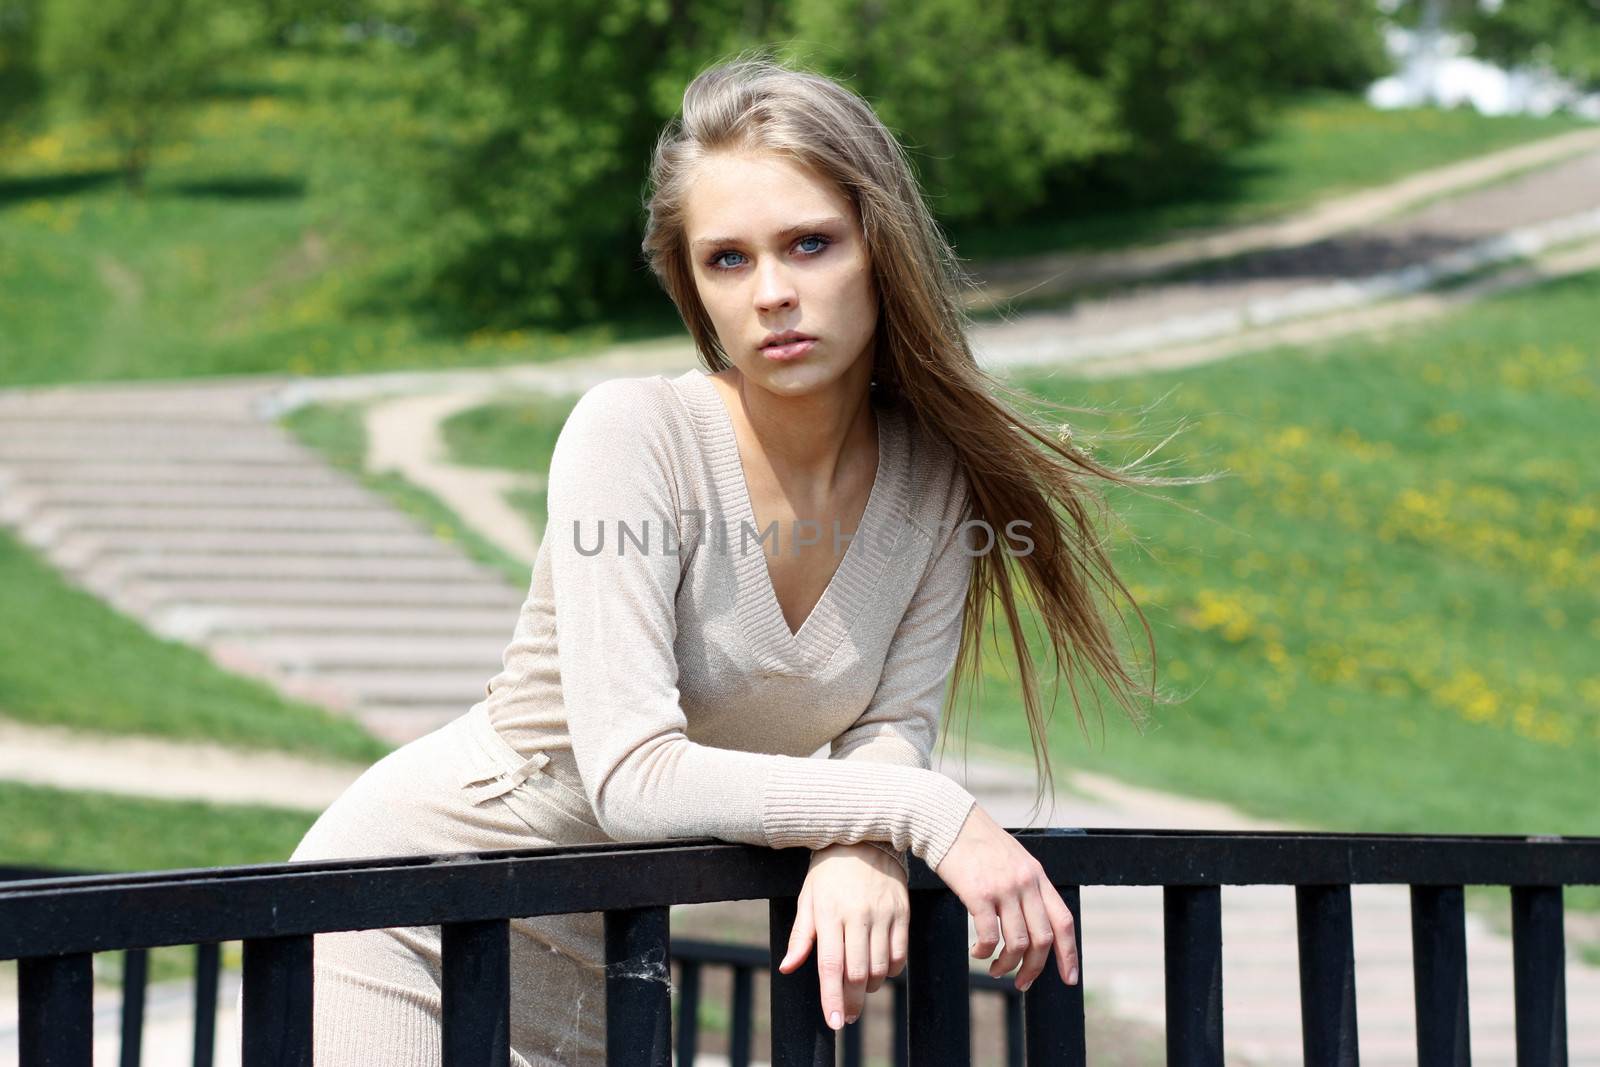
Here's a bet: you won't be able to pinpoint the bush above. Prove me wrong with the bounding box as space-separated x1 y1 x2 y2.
39 0 261 189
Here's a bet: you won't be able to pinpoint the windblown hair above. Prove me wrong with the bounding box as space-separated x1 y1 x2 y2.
640 50 1190 820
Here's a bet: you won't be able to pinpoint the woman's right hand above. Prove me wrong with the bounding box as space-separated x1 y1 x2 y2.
933 802 1080 991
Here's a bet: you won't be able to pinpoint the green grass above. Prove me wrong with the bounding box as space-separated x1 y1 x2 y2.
0 527 390 762
0 782 315 987
277 400 534 587
944 92 1592 260
2 53 1588 389
0 780 313 873
439 391 582 536
980 269 1600 933
0 51 633 388
441 392 576 475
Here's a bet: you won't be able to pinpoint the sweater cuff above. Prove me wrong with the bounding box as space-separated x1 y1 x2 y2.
761 760 978 872
863 840 911 879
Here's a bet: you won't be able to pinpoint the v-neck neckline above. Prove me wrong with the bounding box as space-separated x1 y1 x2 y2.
674 368 911 676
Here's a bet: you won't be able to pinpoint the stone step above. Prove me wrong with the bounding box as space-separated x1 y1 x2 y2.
0 438 310 463
215 635 505 671
0 458 350 487
317 668 491 706
0 420 281 442
0 382 273 419
358 704 478 745
50 528 459 566
21 504 420 535
106 576 523 611
94 552 489 584
151 604 519 640
3 481 383 511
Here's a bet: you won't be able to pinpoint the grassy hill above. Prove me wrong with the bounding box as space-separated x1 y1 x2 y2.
1 51 1586 388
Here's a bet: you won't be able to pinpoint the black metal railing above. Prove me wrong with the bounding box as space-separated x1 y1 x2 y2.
3 827 1595 1066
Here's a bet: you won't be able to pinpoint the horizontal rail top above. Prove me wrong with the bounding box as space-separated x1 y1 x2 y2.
3 828 1598 959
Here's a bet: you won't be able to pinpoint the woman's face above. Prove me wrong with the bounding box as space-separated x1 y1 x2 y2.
682 149 877 399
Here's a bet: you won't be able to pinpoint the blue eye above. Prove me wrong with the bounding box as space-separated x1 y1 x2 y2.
707 234 832 272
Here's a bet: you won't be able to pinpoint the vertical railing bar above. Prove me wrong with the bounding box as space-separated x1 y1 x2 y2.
730 963 754 1067
1411 885 1471 1067
841 1007 862 1067
1166 885 1224 1067
908 888 970 1066
1004 990 1024 1067
1295 884 1359 1067
768 895 833 1067
192 941 220 1067
240 934 313 1067
891 975 908 1067
676 958 702 1067
605 906 672 1067
442 919 510 1067
1023 883 1084 1066
19 952 94 1067
1511 885 1568 1067
120 947 148 1067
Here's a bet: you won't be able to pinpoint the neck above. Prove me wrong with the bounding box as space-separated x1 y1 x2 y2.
729 358 876 495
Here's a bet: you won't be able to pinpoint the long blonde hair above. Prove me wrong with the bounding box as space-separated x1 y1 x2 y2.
640 50 1190 820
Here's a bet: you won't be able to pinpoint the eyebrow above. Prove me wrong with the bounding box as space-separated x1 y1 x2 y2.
690 217 847 252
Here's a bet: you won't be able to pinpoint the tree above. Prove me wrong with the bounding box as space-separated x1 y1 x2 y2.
1388 0 1600 94
0 0 43 148
375 0 1391 328
39 0 259 190
1463 0 1600 92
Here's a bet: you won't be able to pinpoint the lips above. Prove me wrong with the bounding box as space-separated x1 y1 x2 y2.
761 330 815 350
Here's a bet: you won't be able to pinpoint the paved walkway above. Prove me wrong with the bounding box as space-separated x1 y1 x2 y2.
963 126 1600 306
4 134 1600 1064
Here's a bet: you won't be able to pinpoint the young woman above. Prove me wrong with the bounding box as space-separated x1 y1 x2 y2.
269 53 1161 1066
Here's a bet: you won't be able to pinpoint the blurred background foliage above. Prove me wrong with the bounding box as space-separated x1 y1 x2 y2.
3 0 1594 345
2 0 1398 334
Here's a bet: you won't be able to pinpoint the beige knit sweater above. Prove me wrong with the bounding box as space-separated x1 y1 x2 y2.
481 368 979 872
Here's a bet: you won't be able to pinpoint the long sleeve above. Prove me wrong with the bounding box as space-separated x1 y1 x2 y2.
827 458 978 877
547 379 977 870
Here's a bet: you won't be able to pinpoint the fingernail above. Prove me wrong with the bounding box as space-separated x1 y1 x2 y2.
1068 966 1079 984
846 1013 858 1025
1020 978 1033 992
829 1011 842 1029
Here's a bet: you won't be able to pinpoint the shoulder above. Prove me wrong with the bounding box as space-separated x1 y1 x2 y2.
560 375 679 438
555 375 688 458
550 375 689 492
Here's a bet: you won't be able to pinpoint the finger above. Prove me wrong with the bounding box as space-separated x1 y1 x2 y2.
779 897 816 973
889 915 909 978
1038 879 1081 986
841 916 869 1024
866 919 890 994
1014 880 1055 991
989 894 1030 979
816 916 847 1030
970 902 1002 961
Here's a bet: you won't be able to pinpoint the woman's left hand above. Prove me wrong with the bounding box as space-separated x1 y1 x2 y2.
775 841 909 1030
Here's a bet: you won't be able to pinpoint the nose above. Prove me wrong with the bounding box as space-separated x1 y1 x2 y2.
753 256 797 313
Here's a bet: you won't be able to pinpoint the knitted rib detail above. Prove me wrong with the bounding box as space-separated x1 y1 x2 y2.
761 759 978 873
